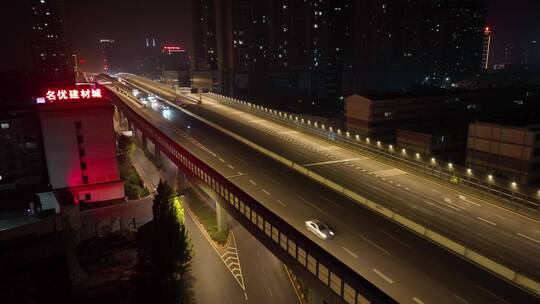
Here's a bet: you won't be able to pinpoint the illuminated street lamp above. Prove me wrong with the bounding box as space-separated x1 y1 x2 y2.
401 148 407 155
467 168 472 175
356 134 360 140
346 131 350 137
366 137 370 144
389 144 394 151
448 162 453 169
487 174 493 181
511 182 517 201
415 153 420 159
377 141 381 147
431 157 436 164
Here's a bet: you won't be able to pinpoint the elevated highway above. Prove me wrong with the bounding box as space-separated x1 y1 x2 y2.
103 74 539 303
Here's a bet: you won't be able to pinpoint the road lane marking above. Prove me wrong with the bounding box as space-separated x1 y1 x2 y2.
267 287 273 297
303 157 362 167
263 173 279 184
458 195 482 207
219 158 225 163
262 189 271 196
491 213 506 220
276 199 287 207
238 157 248 165
517 233 540 244
301 198 323 213
412 297 424 304
341 246 359 258
228 164 235 169
372 269 394 284
477 217 497 226
424 200 458 213
249 179 257 186
453 294 470 304
357 233 391 255
380 230 412 248
319 195 342 209
372 168 406 177
476 285 511 304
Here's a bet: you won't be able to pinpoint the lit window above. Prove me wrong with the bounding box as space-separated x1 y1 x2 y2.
1 123 9 129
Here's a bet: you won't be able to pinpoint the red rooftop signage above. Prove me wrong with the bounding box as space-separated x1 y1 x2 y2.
39 88 103 103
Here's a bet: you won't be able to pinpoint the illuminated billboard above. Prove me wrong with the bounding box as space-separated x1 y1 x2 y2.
38 88 104 103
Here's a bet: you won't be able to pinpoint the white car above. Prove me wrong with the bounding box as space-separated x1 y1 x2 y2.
305 219 334 240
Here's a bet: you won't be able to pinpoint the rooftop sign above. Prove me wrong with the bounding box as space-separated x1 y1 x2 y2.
38 88 103 104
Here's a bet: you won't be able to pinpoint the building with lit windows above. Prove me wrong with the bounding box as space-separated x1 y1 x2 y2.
467 122 540 186
0 0 74 104
0 87 124 209
99 39 116 73
481 26 492 69
37 87 124 203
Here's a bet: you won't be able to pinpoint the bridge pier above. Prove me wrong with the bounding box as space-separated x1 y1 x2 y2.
141 135 147 150
307 287 324 304
216 203 228 233
175 167 189 194
154 144 161 162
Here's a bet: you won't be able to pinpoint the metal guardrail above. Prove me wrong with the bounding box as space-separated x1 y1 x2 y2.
206 92 540 212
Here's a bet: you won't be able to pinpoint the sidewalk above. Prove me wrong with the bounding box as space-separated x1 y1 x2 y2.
132 146 161 192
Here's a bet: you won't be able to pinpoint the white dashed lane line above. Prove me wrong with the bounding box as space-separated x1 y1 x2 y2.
357 233 391 256
276 199 287 207
454 294 470 304
261 189 271 196
227 164 235 169
477 217 497 226
517 233 540 244
372 269 394 284
219 158 225 163
412 297 425 304
248 179 257 186
341 246 359 258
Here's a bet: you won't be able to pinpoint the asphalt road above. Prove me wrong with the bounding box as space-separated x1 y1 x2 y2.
134 136 299 304
108 77 540 303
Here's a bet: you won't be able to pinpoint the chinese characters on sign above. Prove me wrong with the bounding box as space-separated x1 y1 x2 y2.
41 88 103 103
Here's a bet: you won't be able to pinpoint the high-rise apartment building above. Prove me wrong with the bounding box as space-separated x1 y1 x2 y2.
189 0 488 110
481 26 492 69
1 0 74 103
99 39 116 73
29 0 74 84
424 0 488 82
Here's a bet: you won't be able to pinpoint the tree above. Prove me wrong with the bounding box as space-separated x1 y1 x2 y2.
151 179 192 303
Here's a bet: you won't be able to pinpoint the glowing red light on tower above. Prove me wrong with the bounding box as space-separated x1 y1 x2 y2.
485 26 491 34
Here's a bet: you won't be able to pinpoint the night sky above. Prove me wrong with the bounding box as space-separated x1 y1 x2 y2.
65 0 191 71
2 0 539 73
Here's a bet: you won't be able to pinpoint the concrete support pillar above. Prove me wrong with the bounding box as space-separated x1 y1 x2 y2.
308 287 323 304
175 167 189 194
141 135 147 150
216 203 229 233
154 144 162 161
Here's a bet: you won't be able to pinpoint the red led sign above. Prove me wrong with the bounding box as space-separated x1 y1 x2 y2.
41 88 103 103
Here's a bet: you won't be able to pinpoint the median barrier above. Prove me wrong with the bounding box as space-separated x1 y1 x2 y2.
465 249 516 281
392 213 426 235
424 230 466 255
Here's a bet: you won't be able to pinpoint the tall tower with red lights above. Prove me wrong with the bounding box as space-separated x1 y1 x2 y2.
482 26 492 69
